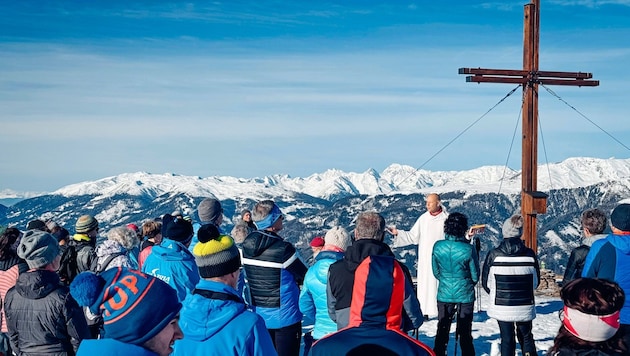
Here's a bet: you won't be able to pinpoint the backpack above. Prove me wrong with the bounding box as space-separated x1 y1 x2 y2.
57 244 80 285
57 243 97 285
93 251 126 274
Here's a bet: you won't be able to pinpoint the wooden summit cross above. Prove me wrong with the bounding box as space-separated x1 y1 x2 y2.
459 0 598 253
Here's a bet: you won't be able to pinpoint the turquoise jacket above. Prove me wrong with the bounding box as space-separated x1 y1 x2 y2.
173 279 277 356
432 234 480 304
299 250 344 340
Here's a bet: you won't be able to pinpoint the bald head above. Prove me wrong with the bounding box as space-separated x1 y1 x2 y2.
426 193 441 214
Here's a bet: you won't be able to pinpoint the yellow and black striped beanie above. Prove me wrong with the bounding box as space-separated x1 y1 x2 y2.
193 224 241 278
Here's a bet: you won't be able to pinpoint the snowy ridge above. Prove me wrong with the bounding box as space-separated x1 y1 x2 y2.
43 156 630 201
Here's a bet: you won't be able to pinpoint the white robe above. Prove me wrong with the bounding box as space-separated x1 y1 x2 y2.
392 207 448 317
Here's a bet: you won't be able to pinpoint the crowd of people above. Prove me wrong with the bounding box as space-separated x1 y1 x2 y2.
0 195 629 356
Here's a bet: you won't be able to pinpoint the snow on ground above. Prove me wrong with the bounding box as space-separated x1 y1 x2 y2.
413 289 562 356
301 289 562 355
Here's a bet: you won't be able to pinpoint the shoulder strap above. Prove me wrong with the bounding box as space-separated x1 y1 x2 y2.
193 289 244 304
96 251 126 273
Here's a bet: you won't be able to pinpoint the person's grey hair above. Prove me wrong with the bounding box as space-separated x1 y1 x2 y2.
354 211 386 241
107 226 139 250
581 208 607 235
252 200 275 221
230 224 250 244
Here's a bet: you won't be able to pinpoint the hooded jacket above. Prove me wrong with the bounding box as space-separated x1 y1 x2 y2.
311 255 435 356
582 233 630 324
299 250 344 340
141 238 199 302
241 230 307 329
432 233 480 304
172 279 277 356
482 237 540 322
4 270 90 355
327 239 423 331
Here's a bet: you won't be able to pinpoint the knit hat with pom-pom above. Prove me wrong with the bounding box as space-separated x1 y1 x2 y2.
70 267 181 345
193 224 241 278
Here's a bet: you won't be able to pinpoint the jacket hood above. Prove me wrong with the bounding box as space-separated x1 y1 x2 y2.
582 234 607 247
312 250 344 285
498 236 528 255
241 230 282 258
150 239 195 262
15 269 62 299
606 233 630 254
179 280 247 341
343 239 394 271
347 255 404 330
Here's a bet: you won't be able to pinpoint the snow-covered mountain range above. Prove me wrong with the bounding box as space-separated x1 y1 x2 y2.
2 156 629 276
4 156 627 202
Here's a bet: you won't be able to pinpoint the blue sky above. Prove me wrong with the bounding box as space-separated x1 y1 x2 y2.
1 1 630 192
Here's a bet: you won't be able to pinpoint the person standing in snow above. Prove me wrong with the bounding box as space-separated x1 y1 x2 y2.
299 226 352 354
562 208 607 285
141 213 198 302
389 193 448 319
582 203 630 349
482 214 539 356
327 211 423 332
173 224 276 355
5 230 90 354
432 212 479 356
241 200 308 356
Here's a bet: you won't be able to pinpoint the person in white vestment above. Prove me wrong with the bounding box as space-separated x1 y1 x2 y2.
389 193 448 319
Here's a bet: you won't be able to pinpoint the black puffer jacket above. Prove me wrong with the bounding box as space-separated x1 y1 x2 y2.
4 270 90 355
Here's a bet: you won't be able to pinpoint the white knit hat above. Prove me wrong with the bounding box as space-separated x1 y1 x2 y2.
324 226 352 251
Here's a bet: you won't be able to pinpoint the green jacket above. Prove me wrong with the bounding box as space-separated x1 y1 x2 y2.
432 234 480 303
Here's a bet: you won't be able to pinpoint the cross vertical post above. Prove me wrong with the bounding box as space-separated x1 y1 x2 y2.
458 0 598 253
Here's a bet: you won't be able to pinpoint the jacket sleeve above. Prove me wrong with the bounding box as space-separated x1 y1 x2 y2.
470 246 480 285
326 276 337 322
400 263 423 330
64 294 91 351
431 245 441 280
283 245 308 285
562 248 579 285
481 249 494 294
298 277 316 325
392 215 422 248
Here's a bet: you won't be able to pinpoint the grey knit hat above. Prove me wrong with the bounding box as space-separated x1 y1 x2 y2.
324 226 352 251
17 230 61 269
76 215 99 234
197 198 223 224
502 214 524 238
193 224 241 278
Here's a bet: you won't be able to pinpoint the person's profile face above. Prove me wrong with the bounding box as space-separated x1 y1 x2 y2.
243 212 251 222
143 314 183 356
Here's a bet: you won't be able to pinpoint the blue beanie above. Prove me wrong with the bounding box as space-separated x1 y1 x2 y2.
254 203 283 230
70 267 182 345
